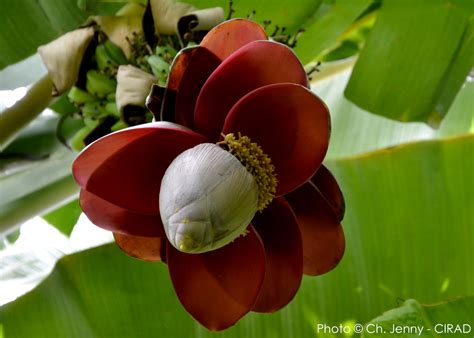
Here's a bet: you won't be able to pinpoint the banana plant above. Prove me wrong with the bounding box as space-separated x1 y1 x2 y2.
0 0 227 236
0 1 473 336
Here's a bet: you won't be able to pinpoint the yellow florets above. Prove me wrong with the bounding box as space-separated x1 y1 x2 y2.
219 133 277 211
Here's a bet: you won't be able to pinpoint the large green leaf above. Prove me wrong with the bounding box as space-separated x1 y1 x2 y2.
345 0 474 125
1 134 472 337
0 147 78 235
0 0 125 69
0 114 82 235
361 298 474 337
314 67 474 160
0 114 61 159
0 2 57 70
0 148 74 207
294 0 372 64
0 175 79 235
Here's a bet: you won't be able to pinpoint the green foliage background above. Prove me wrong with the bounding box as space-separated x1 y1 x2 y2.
0 0 473 337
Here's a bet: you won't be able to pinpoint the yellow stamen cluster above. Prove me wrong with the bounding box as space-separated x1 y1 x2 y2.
219 133 277 211
239 228 250 239
232 228 250 243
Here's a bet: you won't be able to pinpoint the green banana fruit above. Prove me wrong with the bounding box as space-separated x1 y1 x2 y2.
104 40 128 65
106 92 116 101
156 45 177 62
147 55 170 84
111 120 128 132
70 125 96 151
82 101 108 119
86 70 117 98
105 101 120 117
67 86 97 104
83 117 100 129
95 44 118 71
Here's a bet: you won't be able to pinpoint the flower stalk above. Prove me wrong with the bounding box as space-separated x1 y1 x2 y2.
0 75 54 150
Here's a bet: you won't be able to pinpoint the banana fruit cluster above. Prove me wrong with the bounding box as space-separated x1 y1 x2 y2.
66 39 177 151
147 45 177 85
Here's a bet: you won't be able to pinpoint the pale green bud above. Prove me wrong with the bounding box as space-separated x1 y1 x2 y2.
160 143 258 253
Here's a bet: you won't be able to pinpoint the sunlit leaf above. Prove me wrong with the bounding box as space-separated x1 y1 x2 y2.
0 219 73 307
0 230 20 249
345 0 474 125
313 67 474 160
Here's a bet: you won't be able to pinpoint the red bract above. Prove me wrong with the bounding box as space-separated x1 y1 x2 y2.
72 19 345 331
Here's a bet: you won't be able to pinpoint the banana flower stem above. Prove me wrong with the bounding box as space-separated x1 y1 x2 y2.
0 75 54 150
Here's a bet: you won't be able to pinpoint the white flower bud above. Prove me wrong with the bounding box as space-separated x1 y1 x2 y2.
159 143 258 253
